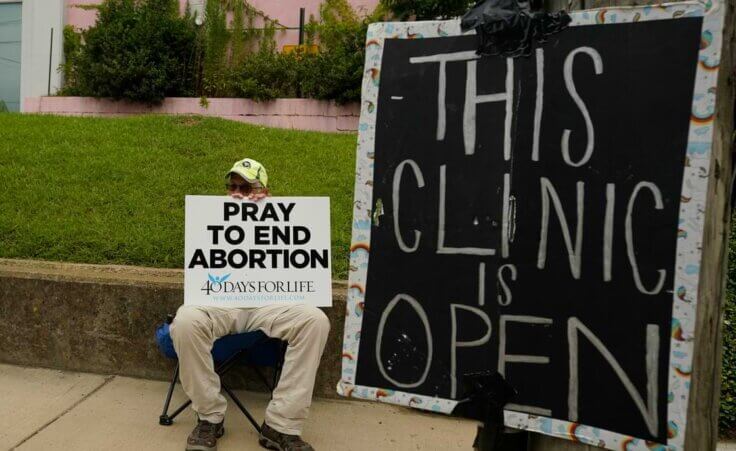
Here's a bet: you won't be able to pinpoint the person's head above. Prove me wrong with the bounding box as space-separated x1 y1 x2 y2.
225 158 269 196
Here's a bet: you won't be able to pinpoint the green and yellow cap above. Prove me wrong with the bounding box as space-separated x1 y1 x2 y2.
226 158 269 188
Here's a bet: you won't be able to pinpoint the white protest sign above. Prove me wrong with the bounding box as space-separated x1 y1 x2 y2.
184 196 332 308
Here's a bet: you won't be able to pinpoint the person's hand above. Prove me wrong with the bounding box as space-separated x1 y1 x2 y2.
230 190 269 202
247 191 268 202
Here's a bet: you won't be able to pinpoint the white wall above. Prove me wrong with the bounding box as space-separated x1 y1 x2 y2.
19 0 65 111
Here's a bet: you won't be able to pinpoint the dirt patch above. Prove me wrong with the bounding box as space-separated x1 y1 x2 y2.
175 116 203 127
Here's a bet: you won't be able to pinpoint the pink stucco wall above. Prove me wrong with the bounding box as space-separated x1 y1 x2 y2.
247 0 379 27
65 0 380 48
65 0 105 30
24 97 360 133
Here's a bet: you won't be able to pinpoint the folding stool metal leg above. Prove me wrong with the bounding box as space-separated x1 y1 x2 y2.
159 363 182 425
222 342 286 429
221 383 262 433
159 349 249 426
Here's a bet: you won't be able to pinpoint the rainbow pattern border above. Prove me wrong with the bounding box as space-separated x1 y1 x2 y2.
338 2 725 450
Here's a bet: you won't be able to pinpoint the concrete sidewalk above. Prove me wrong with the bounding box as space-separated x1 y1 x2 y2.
0 364 476 450
3 363 735 451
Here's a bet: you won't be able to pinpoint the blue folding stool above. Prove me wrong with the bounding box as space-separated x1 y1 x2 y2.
155 315 286 433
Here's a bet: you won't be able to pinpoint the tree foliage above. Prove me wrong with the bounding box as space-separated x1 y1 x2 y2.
380 0 472 20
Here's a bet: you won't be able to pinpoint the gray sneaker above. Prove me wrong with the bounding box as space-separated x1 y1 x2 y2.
258 422 315 451
186 419 225 451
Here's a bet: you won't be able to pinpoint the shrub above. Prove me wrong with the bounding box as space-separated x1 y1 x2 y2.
232 49 301 101
299 40 364 104
72 0 198 104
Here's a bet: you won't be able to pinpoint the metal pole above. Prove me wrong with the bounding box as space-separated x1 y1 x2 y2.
47 28 53 96
298 7 305 45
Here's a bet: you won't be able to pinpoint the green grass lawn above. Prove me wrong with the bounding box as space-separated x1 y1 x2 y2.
0 114 357 279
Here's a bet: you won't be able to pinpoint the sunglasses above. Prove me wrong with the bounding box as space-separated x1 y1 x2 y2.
225 183 260 194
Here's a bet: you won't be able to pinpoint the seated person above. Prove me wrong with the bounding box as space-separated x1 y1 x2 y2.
171 158 331 451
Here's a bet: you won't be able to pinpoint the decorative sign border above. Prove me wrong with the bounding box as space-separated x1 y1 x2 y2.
338 2 725 450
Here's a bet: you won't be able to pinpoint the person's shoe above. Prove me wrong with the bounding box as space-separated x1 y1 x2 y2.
258 422 315 451
186 419 225 451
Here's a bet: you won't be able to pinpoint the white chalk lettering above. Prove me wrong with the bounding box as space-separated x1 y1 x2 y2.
626 182 667 295
376 294 433 388
497 264 517 306
603 183 615 282
532 48 544 162
502 173 511 258
567 318 659 437
561 47 603 167
478 262 486 307
463 59 514 157
409 51 480 141
451 304 492 398
393 159 425 253
537 178 584 279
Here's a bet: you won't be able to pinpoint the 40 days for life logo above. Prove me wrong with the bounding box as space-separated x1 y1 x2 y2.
201 273 317 296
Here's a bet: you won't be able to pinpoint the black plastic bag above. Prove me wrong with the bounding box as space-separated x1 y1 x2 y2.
461 0 571 57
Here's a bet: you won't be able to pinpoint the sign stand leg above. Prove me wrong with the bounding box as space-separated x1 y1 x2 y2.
474 423 529 451
460 372 529 451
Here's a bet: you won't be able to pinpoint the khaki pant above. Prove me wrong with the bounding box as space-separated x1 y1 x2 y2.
169 304 330 435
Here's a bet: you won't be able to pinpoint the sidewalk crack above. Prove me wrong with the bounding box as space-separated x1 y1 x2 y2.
10 375 116 450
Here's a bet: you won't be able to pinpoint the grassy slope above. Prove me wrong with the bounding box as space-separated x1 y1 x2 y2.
0 114 357 279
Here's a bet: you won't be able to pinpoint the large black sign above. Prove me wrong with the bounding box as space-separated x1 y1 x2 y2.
353 18 702 443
